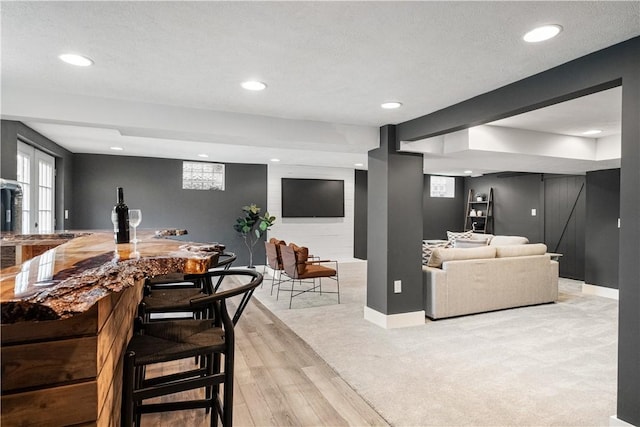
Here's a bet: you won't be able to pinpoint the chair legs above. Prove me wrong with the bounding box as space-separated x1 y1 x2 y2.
122 351 233 426
222 340 234 427
272 269 285 296
122 268 260 427
286 274 340 309
122 351 135 427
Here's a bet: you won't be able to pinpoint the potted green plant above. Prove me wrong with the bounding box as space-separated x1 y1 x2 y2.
233 204 276 268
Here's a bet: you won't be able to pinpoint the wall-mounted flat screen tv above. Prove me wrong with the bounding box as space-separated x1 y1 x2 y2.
281 178 345 218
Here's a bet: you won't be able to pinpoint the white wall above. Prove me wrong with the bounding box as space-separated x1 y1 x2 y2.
267 164 355 261
470 125 597 159
596 134 622 161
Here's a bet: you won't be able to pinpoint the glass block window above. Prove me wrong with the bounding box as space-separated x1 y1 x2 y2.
182 161 225 190
430 176 455 198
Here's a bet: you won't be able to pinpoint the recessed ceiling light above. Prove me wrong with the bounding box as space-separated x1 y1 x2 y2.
270 158 280 162
110 146 124 151
381 101 402 109
354 163 364 167
197 154 209 158
464 170 473 174
59 53 94 67
523 24 563 43
582 129 602 135
241 81 267 91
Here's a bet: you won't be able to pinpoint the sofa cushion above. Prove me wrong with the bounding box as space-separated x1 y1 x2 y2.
446 230 473 246
422 240 449 265
427 246 496 268
471 233 494 243
454 238 489 249
489 235 529 246
495 243 547 258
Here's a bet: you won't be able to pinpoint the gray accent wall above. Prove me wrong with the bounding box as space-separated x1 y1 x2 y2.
395 37 640 426
464 173 543 243
1 121 19 179
585 169 620 289
71 154 267 266
423 175 465 239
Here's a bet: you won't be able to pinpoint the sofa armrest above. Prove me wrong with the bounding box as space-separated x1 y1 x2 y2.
423 266 448 319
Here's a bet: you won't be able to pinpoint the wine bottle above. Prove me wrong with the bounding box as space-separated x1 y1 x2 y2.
113 187 130 244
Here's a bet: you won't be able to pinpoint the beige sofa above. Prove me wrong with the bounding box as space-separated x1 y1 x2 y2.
423 243 558 319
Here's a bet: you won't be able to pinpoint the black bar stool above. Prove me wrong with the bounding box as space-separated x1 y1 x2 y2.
121 268 262 426
140 252 237 321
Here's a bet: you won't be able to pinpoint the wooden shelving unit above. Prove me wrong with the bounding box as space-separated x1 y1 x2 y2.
464 188 493 234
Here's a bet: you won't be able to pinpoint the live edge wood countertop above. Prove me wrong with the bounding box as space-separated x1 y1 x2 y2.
0 231 221 427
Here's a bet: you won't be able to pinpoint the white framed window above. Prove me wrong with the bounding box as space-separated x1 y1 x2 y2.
430 176 455 198
17 141 55 233
37 157 55 233
182 161 225 191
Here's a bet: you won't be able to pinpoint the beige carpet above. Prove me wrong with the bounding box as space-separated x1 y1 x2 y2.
252 262 618 427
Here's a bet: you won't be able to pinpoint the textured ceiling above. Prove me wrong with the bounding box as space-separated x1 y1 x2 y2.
2 1 639 173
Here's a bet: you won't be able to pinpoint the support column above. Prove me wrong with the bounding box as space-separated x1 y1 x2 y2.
616 60 640 427
365 125 424 328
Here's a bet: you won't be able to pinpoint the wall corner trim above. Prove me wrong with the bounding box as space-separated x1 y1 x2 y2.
609 415 636 427
583 284 619 300
363 306 425 329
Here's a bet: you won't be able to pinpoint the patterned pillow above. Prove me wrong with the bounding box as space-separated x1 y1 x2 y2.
446 230 473 246
422 240 449 265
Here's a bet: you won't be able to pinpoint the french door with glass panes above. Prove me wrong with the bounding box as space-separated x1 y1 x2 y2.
17 142 55 234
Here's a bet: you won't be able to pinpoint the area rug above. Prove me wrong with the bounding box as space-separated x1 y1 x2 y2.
251 262 618 426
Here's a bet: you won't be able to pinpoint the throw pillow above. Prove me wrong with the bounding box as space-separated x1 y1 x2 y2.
422 240 449 265
489 235 529 246
289 243 309 275
427 246 496 268
446 230 473 246
495 243 547 258
471 233 494 244
454 238 489 249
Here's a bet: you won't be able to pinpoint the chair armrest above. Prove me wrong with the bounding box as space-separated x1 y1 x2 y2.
210 252 237 269
190 268 263 325
189 269 263 306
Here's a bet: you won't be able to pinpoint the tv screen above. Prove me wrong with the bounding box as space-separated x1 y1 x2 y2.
281 178 345 218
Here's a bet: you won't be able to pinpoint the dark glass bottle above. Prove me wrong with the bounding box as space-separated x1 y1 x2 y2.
113 187 130 244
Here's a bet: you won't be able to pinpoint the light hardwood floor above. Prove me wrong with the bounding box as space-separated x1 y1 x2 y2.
141 294 389 426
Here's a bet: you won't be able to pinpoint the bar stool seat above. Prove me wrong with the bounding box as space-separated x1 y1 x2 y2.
141 288 207 315
127 319 225 365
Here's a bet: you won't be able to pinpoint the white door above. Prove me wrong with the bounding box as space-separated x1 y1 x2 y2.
17 142 56 234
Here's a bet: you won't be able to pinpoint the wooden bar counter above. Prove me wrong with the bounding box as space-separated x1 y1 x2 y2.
0 231 220 426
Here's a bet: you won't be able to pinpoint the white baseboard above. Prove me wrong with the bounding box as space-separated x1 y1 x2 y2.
583 283 619 300
363 306 425 329
610 415 636 426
